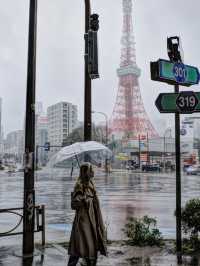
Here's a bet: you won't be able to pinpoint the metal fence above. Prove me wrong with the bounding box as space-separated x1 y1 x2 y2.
0 205 45 246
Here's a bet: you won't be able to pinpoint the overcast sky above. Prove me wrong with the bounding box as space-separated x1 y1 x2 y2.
1 0 200 135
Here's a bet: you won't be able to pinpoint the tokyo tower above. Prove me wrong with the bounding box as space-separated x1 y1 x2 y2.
110 0 158 140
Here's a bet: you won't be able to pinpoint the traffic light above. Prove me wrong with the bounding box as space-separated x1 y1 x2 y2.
88 30 99 79
90 14 99 31
87 13 99 79
44 142 50 151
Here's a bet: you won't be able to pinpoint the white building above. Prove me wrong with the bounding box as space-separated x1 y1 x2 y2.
35 101 44 116
4 130 24 161
47 102 78 153
36 115 48 166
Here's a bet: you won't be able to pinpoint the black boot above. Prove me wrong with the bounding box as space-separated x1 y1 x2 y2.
67 255 79 266
90 258 97 266
85 258 97 266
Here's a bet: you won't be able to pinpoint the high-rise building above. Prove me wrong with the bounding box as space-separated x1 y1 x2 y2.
47 102 78 153
4 130 24 162
35 102 44 116
36 115 48 166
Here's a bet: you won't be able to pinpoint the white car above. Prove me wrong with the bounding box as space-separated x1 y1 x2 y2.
186 165 200 175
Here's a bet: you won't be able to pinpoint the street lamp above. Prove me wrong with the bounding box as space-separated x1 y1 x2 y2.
92 111 109 174
92 111 108 145
163 127 172 172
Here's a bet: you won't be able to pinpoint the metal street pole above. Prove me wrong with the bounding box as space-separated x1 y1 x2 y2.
84 0 92 141
23 0 37 257
163 128 172 172
92 111 109 174
163 134 166 171
92 111 108 145
36 145 39 170
147 132 150 163
175 84 182 264
138 135 141 168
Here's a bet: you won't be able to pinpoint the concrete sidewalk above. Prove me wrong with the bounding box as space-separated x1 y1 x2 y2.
0 242 198 266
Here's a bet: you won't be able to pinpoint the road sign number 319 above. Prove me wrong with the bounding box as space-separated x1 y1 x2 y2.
176 92 199 113
177 95 196 108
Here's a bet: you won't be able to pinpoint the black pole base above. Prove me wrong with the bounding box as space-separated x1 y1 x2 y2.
13 248 41 258
177 252 182 264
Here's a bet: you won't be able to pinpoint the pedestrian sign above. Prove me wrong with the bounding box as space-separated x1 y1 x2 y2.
151 59 200 86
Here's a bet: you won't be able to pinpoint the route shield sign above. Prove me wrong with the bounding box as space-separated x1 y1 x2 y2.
176 91 198 112
151 59 200 86
155 91 200 113
173 63 187 83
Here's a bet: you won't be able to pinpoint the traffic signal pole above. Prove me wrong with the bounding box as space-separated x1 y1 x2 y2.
23 0 37 257
84 0 92 141
175 84 182 264
84 2 99 143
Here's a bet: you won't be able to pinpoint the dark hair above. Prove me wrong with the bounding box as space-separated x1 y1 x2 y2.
80 164 88 177
79 163 91 181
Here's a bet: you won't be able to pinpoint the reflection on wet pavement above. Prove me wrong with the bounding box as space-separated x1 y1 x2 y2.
1 168 200 265
0 243 200 266
1 169 200 244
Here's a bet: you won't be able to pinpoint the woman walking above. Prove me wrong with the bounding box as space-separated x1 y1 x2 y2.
68 162 107 266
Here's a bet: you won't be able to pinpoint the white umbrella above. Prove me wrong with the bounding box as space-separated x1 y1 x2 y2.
49 141 112 167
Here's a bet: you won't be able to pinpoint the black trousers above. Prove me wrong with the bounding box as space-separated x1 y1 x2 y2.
67 255 97 266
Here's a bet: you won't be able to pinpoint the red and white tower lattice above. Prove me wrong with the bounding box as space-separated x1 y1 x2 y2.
110 0 158 140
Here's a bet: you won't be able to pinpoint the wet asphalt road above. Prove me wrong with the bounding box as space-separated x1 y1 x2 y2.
1 168 200 246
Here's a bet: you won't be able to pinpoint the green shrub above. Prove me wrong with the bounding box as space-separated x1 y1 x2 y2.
180 198 200 250
122 215 163 246
181 198 200 235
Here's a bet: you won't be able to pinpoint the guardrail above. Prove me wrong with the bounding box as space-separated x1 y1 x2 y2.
0 205 45 246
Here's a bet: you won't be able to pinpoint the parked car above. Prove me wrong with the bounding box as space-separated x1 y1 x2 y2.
142 163 161 172
186 165 200 175
126 160 138 170
183 164 193 172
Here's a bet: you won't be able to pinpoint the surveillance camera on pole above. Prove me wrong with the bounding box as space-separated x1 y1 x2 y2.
167 36 182 63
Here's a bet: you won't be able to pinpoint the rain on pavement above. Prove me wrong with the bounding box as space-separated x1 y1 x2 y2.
1 168 200 265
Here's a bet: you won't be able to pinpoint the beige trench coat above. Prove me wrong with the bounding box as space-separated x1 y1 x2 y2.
68 180 107 258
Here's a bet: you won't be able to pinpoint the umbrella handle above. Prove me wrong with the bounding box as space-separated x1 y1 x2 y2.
70 143 80 168
75 154 80 168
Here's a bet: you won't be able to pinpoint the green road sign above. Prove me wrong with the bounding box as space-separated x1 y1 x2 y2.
151 59 200 86
155 91 200 113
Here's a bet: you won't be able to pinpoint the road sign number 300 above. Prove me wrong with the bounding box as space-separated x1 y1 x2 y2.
177 95 196 108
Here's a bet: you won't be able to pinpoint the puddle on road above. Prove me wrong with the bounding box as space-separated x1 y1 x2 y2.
1 170 200 244
47 223 72 232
